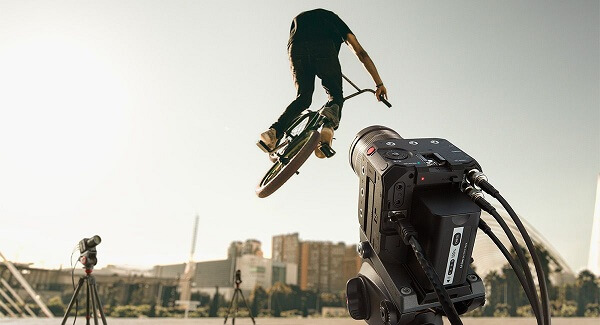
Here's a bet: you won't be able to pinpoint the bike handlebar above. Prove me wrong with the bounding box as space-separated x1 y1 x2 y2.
379 95 392 108
343 88 392 108
342 74 392 108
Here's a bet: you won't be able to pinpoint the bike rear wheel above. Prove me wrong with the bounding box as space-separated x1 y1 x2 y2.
256 130 320 198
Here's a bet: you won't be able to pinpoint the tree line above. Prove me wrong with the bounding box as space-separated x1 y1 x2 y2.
36 244 600 318
40 268 599 318
470 245 600 317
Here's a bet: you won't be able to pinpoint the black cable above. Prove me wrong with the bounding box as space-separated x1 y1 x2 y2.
478 218 541 322
392 216 463 325
495 192 551 325
408 237 463 325
465 189 542 325
469 172 551 325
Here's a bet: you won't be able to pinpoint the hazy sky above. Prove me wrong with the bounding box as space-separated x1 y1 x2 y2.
0 1 598 272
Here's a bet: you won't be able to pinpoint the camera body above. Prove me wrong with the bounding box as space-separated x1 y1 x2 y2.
235 270 242 285
347 126 485 324
78 236 101 270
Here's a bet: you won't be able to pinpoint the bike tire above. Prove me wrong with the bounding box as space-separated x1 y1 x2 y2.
256 130 320 198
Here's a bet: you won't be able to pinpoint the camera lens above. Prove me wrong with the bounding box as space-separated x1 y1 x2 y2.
349 125 402 176
86 235 102 248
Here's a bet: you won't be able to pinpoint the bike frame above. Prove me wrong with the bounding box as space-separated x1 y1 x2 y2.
256 74 392 197
269 74 391 154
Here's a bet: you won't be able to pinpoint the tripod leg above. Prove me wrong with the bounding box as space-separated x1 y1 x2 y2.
233 294 237 325
238 289 256 325
233 292 238 325
86 279 92 325
224 289 237 324
90 277 108 325
61 277 86 325
88 279 99 325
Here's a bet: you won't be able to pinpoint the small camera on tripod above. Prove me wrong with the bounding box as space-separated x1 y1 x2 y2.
224 270 256 325
346 126 486 325
78 235 101 270
62 235 107 325
235 270 242 285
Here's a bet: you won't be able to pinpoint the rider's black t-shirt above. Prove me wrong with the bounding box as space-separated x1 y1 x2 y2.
288 9 353 50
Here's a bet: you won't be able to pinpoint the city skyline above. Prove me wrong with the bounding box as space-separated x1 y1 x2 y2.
0 1 598 273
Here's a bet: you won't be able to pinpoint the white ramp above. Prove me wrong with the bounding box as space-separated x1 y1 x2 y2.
0 252 52 318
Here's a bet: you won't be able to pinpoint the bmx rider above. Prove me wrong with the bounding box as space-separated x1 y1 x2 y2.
259 8 388 158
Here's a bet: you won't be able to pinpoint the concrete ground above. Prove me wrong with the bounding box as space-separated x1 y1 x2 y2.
0 317 598 324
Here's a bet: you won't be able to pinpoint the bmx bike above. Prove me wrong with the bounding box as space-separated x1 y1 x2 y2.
255 74 392 198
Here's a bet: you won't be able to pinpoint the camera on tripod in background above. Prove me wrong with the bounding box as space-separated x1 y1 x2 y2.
346 126 485 325
235 269 242 285
62 235 107 325
78 235 101 269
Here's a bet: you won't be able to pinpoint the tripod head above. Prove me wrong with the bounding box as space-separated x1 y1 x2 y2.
78 235 101 271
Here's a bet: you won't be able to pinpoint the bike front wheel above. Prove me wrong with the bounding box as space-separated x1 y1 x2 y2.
256 130 320 198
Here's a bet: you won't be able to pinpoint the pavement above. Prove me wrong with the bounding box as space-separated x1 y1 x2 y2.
0 317 599 325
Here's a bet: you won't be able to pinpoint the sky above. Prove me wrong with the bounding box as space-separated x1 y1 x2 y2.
0 1 598 273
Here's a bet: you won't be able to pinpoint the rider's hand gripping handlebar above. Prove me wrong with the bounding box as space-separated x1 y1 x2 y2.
378 95 392 108
342 74 392 108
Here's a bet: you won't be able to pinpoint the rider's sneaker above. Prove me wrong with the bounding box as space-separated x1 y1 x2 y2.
258 128 278 152
315 126 334 159
319 104 340 129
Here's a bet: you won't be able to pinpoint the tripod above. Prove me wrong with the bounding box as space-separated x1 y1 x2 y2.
223 270 256 325
62 236 108 325
62 268 107 325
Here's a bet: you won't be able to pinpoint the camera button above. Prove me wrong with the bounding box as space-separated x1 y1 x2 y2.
385 150 409 160
367 146 376 156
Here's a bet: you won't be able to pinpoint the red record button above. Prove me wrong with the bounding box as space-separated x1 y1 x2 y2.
367 146 376 156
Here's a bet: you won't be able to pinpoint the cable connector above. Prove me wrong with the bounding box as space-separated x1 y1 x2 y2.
467 169 487 188
389 211 418 245
478 218 492 234
462 185 495 213
466 169 499 196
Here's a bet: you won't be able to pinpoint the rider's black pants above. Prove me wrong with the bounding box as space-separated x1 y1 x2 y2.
271 40 343 138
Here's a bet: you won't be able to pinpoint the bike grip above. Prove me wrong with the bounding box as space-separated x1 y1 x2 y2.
380 96 392 108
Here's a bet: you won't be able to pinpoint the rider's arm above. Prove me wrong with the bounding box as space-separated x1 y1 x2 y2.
345 33 388 101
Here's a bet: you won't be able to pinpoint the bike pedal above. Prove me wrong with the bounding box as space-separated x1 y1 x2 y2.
256 140 271 153
319 143 336 158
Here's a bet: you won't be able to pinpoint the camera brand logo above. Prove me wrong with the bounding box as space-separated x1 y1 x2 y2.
453 233 461 246
444 227 464 285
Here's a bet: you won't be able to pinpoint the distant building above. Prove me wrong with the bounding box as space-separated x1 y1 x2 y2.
298 241 360 293
153 239 295 300
227 241 243 260
272 261 298 286
242 239 263 257
227 239 264 259
343 245 362 285
272 233 300 265
272 233 361 293
235 254 271 292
